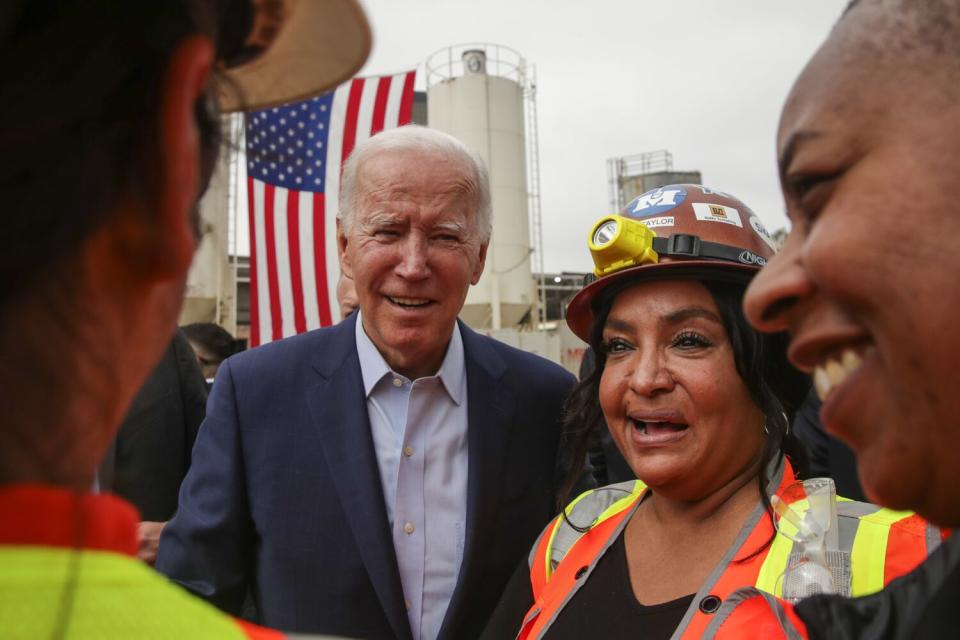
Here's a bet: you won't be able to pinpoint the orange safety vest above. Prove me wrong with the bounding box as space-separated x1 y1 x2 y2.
0 484 284 640
518 462 942 640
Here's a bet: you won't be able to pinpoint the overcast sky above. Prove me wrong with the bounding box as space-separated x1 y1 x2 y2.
352 0 847 273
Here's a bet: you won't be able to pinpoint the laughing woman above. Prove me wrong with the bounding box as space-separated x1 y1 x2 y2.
482 186 942 640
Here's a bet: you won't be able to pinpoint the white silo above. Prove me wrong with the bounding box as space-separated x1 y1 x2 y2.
426 44 539 330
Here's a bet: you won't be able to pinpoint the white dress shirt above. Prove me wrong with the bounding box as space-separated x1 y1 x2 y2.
355 312 469 640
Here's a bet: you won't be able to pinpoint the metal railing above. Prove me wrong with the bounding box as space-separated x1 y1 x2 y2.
425 43 529 87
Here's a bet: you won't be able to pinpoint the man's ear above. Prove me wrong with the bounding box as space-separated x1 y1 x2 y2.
471 241 488 285
337 218 354 279
152 35 214 279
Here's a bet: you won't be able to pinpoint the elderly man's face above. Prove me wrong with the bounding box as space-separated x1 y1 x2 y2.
744 7 960 525
339 149 487 379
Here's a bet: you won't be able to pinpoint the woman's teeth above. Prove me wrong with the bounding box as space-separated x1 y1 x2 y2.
633 420 686 434
813 348 866 401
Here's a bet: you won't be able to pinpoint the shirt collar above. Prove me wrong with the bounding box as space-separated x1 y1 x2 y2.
355 311 466 405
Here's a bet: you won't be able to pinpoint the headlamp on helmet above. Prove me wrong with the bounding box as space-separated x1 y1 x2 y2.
588 215 659 277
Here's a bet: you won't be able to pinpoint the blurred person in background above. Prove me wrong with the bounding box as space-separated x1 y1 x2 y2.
791 390 865 502
182 321 245 387
336 270 360 321
483 186 939 640
0 0 370 637
101 329 208 566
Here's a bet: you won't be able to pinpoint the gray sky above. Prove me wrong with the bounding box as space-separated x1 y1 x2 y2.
355 0 847 273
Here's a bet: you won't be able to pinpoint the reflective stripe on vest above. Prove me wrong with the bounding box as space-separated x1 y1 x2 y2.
0 546 277 639
522 464 938 640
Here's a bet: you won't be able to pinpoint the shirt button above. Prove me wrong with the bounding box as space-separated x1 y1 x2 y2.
403 446 414 457
392 377 403 387
405 599 411 611
403 522 415 535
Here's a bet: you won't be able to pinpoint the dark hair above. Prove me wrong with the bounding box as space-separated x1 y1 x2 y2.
182 322 245 362
0 1 225 317
559 277 810 553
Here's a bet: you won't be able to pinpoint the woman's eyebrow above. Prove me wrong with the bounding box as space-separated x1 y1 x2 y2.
603 317 635 333
664 306 722 325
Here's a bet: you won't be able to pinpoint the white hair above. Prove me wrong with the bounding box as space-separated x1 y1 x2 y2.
337 125 492 241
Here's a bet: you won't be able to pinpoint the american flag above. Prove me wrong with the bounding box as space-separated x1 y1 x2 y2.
245 70 416 346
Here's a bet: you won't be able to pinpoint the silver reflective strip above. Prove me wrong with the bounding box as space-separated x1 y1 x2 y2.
926 523 942 555
837 513 861 553
837 500 880 518
533 498 641 639
669 463 787 639
528 522 552 570
548 481 637 571
669 503 768 639
516 606 542 640
701 587 805 640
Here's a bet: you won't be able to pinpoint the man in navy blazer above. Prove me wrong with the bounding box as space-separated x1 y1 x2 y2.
157 126 577 639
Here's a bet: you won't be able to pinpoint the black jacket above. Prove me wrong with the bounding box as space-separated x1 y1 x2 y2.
795 533 959 638
99 330 207 521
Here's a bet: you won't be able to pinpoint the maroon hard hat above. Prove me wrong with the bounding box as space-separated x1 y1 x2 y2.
566 184 778 342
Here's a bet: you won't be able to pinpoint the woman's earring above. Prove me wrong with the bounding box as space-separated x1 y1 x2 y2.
763 422 770 436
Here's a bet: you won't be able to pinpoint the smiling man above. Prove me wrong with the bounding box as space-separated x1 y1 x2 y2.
158 125 576 639
709 0 960 636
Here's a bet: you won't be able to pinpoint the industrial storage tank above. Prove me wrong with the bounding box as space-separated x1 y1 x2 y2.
426 44 537 329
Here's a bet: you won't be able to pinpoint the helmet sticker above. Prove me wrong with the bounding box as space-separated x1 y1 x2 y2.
692 202 743 227
627 187 687 218
700 186 733 199
639 216 675 228
749 215 778 251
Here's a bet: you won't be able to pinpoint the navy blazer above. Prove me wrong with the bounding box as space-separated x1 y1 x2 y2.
157 314 575 639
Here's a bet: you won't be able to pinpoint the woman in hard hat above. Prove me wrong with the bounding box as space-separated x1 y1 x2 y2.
482 185 941 640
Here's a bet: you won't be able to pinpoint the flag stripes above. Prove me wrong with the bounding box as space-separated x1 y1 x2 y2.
246 70 416 346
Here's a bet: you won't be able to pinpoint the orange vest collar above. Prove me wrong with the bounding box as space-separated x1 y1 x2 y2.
0 484 139 556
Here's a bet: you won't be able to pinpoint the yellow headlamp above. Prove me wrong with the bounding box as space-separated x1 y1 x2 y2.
588 215 660 277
